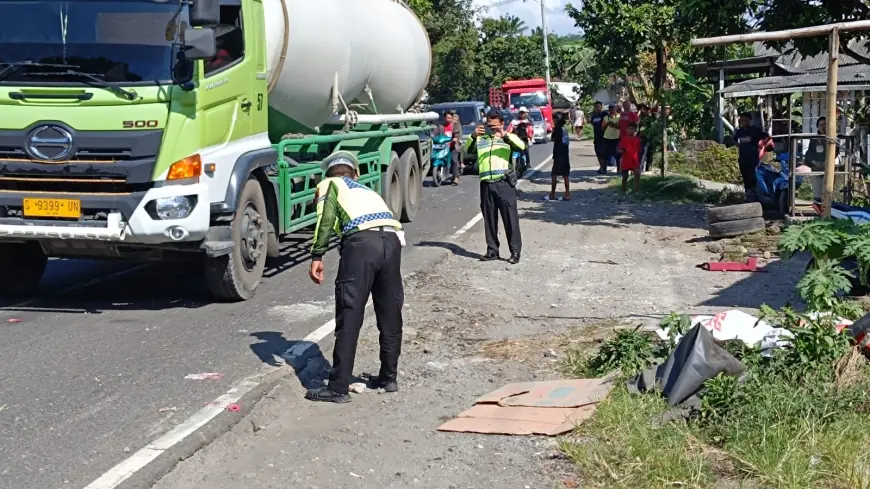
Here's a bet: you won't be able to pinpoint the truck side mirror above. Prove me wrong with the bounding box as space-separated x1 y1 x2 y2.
189 0 220 27
182 25 216 61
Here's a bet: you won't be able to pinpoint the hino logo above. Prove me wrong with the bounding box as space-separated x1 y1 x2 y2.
26 125 74 161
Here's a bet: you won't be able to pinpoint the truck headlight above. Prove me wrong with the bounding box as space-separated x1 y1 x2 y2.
154 196 194 220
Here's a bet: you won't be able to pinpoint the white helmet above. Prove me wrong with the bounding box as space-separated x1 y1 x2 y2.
518 106 529 113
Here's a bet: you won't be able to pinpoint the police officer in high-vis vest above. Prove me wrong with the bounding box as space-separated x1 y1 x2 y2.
306 152 405 403
465 109 526 264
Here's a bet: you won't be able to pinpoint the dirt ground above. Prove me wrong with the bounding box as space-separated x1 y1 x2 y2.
151 143 807 489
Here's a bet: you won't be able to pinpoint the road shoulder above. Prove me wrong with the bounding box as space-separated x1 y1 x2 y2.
151 145 806 489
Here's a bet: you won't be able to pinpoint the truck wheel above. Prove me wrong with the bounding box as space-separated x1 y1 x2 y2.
204 179 268 301
0 242 47 296
399 148 421 222
382 151 402 217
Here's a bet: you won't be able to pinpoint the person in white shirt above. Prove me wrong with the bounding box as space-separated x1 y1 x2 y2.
572 106 585 138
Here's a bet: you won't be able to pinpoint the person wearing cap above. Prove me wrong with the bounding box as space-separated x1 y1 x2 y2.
507 106 534 170
467 109 526 264
305 151 406 404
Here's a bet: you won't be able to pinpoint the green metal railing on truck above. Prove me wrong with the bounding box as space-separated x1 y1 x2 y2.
272 122 433 234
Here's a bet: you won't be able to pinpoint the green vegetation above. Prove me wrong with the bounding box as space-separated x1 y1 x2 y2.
666 144 742 186
608 174 744 204
559 218 870 488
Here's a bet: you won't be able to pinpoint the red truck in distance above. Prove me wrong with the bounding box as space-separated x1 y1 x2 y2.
490 78 553 133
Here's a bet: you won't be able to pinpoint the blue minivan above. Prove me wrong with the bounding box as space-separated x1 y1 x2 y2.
426 101 489 168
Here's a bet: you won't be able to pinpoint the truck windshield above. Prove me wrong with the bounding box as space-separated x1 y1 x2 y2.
510 91 548 108
0 0 184 85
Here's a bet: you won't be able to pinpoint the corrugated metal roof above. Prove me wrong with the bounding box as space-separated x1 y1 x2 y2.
721 63 870 97
751 40 869 71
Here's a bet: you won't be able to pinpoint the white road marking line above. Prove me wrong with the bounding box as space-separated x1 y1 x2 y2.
82 154 555 489
83 377 264 489
2 264 149 311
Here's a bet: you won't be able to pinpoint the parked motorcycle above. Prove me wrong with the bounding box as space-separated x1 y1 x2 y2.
512 150 529 176
755 151 804 216
430 133 453 187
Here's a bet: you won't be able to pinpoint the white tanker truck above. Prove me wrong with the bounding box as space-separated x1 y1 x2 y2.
0 0 437 301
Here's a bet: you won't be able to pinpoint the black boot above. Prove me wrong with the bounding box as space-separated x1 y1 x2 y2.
305 386 351 403
480 252 499 261
508 254 521 264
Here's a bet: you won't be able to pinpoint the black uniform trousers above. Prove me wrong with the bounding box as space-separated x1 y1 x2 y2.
329 227 404 395
480 179 522 256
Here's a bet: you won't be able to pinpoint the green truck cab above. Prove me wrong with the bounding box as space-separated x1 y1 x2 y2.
0 0 435 301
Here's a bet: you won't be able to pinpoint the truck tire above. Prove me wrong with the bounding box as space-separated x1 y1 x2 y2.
706 203 763 224
0 242 47 296
708 217 766 239
204 179 268 301
382 151 403 217
399 148 421 222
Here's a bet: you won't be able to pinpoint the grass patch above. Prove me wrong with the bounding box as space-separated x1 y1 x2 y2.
558 312 870 489
609 174 745 205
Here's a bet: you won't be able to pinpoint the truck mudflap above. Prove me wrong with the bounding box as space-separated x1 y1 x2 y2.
0 183 211 244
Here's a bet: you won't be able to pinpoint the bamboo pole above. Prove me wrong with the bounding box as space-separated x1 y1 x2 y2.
822 29 840 217
690 20 870 47
692 21 870 218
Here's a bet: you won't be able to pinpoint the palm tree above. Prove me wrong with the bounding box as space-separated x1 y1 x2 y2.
502 15 527 36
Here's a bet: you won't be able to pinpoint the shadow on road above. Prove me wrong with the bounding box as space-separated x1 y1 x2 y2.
416 240 480 259
0 237 335 314
251 331 331 389
517 168 710 231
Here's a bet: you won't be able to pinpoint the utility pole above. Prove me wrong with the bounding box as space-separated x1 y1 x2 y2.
692 20 870 218
539 0 551 86
489 0 552 85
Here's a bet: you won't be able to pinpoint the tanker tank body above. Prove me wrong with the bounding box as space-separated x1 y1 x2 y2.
262 0 433 139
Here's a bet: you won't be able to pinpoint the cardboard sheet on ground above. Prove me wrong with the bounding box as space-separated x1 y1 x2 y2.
437 378 613 436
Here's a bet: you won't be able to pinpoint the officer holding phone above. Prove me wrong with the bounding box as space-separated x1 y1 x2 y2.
465 109 526 264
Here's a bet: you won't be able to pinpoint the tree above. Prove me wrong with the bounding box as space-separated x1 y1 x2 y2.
678 0 870 64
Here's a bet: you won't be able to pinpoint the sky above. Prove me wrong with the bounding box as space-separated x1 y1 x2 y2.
473 0 578 36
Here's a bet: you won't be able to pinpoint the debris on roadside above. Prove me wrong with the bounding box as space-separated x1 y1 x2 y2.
437 378 614 436
654 309 792 355
699 256 763 272
226 403 241 412
628 324 744 407
158 406 177 413
349 382 368 394
6 318 22 323
184 372 223 381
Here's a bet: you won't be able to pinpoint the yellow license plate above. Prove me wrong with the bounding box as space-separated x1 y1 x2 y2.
22 198 82 219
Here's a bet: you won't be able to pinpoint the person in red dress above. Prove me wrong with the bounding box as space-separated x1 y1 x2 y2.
617 122 642 194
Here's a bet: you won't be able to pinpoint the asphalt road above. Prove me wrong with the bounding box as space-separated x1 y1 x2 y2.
0 143 554 489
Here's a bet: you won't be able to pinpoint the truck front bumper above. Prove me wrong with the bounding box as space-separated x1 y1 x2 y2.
0 183 211 244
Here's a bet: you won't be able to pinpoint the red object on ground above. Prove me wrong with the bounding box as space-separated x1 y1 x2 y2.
701 257 762 272
226 403 241 412
6 318 22 323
